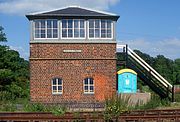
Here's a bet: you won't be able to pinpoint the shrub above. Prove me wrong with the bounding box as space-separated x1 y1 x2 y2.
24 103 46 112
133 94 170 110
0 91 15 101
104 94 131 120
50 105 67 116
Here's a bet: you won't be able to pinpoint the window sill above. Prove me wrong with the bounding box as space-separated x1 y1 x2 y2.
52 93 62 95
83 93 94 95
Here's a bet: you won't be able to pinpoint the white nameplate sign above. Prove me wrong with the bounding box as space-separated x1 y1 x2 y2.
63 50 82 53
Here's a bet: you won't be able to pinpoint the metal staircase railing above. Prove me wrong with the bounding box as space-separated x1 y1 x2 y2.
117 44 173 99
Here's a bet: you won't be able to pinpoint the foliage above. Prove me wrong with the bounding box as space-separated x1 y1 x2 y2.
117 49 180 92
23 102 67 115
0 101 16 112
104 94 131 120
0 91 16 101
134 94 170 110
0 45 29 100
175 93 180 102
0 26 7 42
50 105 67 116
24 103 46 112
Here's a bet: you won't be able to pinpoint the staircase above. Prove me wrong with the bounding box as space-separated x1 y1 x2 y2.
117 44 173 100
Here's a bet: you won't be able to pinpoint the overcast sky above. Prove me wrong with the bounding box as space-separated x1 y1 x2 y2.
0 0 180 60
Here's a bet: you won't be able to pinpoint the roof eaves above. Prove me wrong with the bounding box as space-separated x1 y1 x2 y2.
78 6 119 16
26 6 119 16
26 6 69 16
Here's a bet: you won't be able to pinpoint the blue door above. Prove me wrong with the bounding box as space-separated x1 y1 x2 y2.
122 73 132 93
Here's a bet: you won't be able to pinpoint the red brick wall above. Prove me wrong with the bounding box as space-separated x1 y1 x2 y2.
30 43 116 104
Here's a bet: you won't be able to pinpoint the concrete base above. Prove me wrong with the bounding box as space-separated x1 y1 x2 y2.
120 93 151 105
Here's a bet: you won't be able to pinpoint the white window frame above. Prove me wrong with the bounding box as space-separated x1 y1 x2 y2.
83 78 94 94
52 78 63 94
88 19 113 39
34 19 59 39
61 19 86 39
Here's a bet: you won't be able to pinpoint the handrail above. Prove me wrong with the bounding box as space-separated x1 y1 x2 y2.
116 44 172 89
127 47 172 88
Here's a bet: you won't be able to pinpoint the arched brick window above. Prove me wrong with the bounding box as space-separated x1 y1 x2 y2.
83 78 94 94
52 78 63 94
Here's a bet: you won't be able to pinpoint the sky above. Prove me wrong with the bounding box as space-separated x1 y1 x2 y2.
0 0 180 60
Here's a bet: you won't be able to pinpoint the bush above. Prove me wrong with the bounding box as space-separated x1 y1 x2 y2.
175 93 180 102
0 101 16 112
0 91 16 101
50 105 67 116
104 94 131 120
24 103 46 112
134 94 170 110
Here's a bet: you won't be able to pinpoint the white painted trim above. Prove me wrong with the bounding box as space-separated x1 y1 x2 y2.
83 78 95 94
116 44 172 88
33 19 59 40
87 19 113 39
61 19 86 39
51 78 63 95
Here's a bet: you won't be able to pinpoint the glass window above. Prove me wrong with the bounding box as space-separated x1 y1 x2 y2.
52 78 63 94
61 19 85 38
88 19 112 38
34 19 58 39
84 78 94 94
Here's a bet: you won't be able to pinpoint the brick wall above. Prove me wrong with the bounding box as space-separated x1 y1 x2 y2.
30 43 117 105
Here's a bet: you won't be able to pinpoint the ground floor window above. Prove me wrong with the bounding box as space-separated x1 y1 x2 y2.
52 78 63 94
84 78 94 94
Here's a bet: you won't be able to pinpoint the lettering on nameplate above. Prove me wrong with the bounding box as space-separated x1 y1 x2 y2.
63 50 82 53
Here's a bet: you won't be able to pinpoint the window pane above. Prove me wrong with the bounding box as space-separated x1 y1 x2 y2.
95 29 100 38
47 20 52 28
90 78 93 84
107 29 111 34
35 21 40 28
107 33 111 38
80 29 85 37
53 79 56 85
80 20 84 28
101 20 106 28
68 20 73 28
41 34 45 38
53 86 57 90
90 86 94 91
84 86 88 90
107 20 111 28
62 20 67 28
35 29 39 35
58 86 62 90
68 29 73 37
101 33 106 38
74 20 79 28
41 20 45 28
53 29 58 38
101 29 106 34
89 29 94 38
84 78 88 84
74 29 79 37
95 20 100 28
47 29 52 38
58 79 62 85
35 34 39 38
53 20 58 28
89 20 94 28
62 29 67 37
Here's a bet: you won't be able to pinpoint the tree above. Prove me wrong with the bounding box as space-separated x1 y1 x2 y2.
0 26 7 42
173 58 180 84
